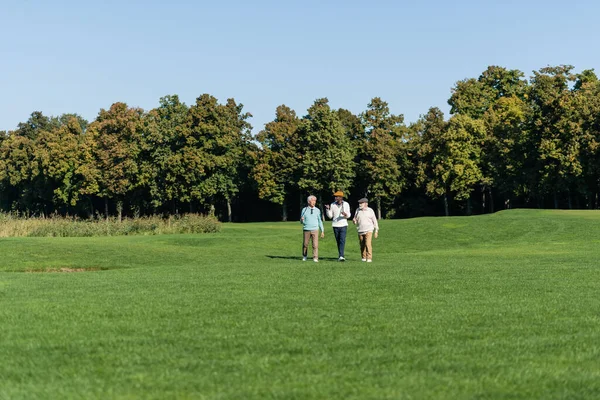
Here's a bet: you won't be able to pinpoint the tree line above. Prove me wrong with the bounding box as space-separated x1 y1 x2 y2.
1 64 599 221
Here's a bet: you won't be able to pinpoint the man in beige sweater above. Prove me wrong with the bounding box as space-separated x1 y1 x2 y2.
352 198 379 262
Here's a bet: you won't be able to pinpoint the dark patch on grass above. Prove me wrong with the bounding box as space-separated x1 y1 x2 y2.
19 267 109 273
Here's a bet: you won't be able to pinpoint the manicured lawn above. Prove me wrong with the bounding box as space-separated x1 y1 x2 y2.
1 209 599 399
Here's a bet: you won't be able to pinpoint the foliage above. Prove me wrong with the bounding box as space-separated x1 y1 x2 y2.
0 212 220 237
358 97 409 217
2 64 600 218
297 98 356 198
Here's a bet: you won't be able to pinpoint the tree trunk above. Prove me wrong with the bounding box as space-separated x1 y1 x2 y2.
117 200 123 223
88 197 94 219
209 204 215 217
443 192 449 216
227 199 232 222
488 187 494 213
567 190 572 209
554 192 559 209
481 186 486 214
104 198 109 220
376 197 382 220
282 199 288 222
466 197 472 216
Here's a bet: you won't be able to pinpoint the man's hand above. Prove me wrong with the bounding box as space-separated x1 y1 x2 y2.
374 231 378 239
300 217 304 222
320 232 324 238
352 219 357 224
324 204 330 210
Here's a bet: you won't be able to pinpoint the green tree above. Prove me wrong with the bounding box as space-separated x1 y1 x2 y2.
15 111 58 141
337 108 364 142
188 94 252 221
297 98 356 207
36 115 87 213
359 97 408 219
0 112 62 213
528 65 581 208
253 105 301 221
571 70 600 207
82 103 144 220
481 95 530 211
0 132 39 212
417 108 484 215
141 95 191 213
449 66 527 119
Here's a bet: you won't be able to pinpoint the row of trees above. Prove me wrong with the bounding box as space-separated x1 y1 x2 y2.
1 65 600 221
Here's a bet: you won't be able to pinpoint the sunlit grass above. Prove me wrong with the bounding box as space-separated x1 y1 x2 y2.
0 209 599 399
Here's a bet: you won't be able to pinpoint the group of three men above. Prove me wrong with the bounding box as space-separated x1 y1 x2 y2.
300 191 379 263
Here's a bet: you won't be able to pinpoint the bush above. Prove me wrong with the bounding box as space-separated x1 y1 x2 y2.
0 213 221 237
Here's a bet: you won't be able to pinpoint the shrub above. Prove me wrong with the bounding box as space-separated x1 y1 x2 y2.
0 213 221 237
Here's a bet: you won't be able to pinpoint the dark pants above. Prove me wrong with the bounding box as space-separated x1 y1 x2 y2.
333 226 347 258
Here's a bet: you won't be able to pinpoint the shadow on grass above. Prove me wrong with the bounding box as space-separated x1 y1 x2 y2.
266 255 342 261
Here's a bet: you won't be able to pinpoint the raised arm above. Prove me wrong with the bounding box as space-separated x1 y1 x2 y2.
325 203 333 219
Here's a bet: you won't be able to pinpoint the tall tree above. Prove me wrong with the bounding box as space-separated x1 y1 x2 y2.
0 132 39 212
82 102 144 220
36 115 87 213
0 112 60 213
297 98 356 207
253 105 301 221
187 94 252 221
359 97 408 219
571 70 600 207
417 108 485 215
528 65 581 208
141 95 190 213
481 96 530 211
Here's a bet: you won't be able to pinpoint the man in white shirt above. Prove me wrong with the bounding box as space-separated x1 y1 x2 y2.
325 191 351 261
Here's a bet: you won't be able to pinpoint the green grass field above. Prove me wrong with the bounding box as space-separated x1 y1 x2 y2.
1 209 599 399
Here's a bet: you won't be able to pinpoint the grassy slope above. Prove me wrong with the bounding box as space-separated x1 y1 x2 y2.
0 209 599 399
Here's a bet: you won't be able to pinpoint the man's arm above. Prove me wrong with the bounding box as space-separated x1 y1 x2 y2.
318 210 325 233
325 204 333 219
343 202 351 219
371 209 379 236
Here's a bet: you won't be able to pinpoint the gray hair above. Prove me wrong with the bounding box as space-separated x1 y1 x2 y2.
307 195 316 202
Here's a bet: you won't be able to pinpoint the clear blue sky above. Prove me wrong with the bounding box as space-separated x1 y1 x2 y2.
2 0 599 133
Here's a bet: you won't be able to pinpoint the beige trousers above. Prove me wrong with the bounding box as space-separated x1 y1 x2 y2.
358 231 373 260
303 230 319 259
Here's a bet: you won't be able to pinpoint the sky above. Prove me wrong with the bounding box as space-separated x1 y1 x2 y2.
2 0 599 134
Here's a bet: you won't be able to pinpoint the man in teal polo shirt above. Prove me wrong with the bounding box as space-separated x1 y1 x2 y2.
300 195 325 262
